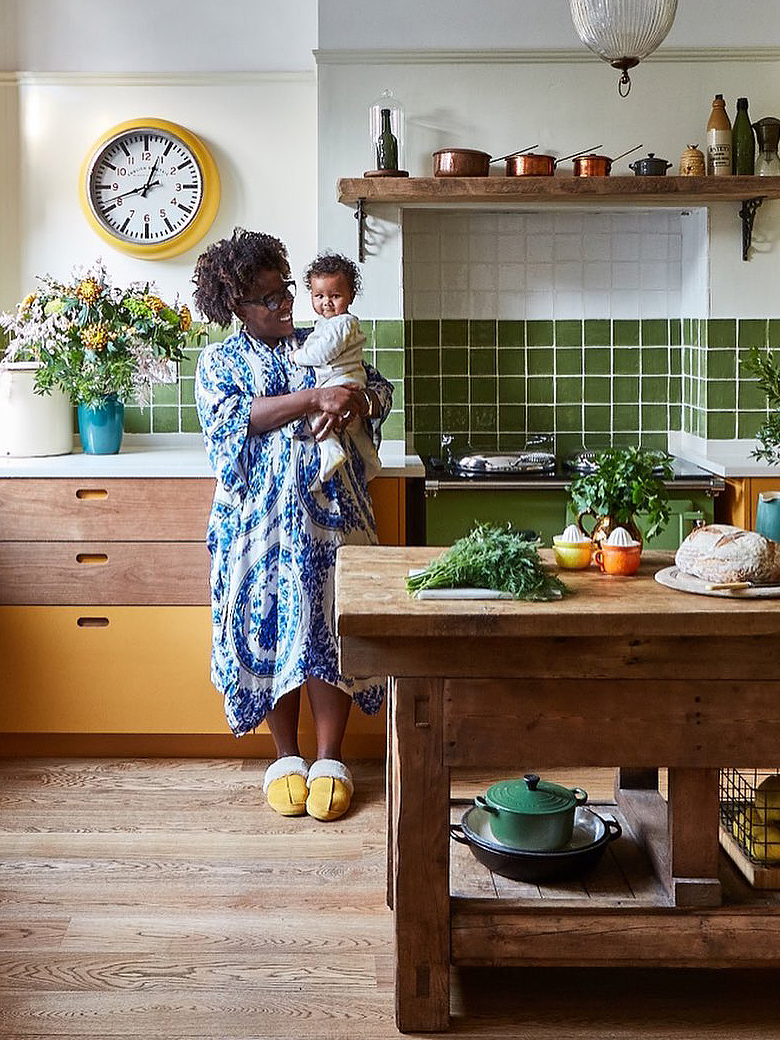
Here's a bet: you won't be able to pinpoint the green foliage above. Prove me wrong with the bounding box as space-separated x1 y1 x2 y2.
0 264 198 409
568 446 673 540
743 346 780 466
405 523 570 601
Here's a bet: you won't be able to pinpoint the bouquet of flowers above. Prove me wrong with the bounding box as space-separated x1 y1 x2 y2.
0 262 194 408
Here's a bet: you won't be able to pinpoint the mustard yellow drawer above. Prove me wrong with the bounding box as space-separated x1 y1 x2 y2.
0 479 214 540
0 542 210 604
0 607 229 733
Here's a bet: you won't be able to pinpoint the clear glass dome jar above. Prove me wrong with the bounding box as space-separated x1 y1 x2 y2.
368 89 405 173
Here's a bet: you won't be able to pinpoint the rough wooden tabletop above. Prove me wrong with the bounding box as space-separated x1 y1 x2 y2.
335 546 780 639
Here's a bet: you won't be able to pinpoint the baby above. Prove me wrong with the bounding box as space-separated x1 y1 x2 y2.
292 253 382 484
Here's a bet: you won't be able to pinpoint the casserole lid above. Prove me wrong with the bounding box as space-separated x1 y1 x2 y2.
485 774 582 815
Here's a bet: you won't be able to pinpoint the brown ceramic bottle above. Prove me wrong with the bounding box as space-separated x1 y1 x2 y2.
707 94 732 176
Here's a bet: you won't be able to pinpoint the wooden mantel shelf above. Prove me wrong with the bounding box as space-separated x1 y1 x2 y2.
338 175 780 205
339 175 780 261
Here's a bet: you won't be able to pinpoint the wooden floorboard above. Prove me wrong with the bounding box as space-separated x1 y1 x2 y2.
0 758 778 1039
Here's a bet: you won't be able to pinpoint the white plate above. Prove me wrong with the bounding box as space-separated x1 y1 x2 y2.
654 565 780 599
407 568 514 600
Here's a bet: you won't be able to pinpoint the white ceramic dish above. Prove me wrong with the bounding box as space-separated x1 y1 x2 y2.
654 565 780 599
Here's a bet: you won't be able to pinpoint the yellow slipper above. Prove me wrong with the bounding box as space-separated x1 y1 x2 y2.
263 756 310 817
305 759 354 822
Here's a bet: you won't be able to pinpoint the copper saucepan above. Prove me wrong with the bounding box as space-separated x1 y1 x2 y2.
504 145 601 177
432 143 538 177
572 144 643 178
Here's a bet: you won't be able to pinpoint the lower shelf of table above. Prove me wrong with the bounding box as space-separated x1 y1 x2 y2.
450 801 780 967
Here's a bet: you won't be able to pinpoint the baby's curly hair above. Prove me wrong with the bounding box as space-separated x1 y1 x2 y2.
192 228 291 326
303 252 362 298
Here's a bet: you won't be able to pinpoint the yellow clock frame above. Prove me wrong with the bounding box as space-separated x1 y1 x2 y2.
79 117 221 260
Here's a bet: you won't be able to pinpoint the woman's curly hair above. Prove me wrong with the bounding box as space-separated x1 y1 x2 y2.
303 252 362 298
192 228 291 326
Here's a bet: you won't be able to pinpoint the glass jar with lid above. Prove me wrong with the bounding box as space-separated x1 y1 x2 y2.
366 89 408 177
754 117 780 176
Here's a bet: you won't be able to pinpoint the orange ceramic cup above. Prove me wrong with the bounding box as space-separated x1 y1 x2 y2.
594 543 641 576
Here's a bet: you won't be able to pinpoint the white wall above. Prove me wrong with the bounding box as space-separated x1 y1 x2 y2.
0 0 319 315
318 56 780 318
13 74 317 315
3 0 316 72
318 0 780 50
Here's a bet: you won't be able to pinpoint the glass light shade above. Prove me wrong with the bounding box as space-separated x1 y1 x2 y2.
570 0 677 95
368 89 405 172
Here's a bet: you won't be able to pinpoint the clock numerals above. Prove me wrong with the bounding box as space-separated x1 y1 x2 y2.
89 129 203 244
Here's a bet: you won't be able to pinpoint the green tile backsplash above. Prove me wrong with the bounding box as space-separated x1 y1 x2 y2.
125 320 407 440
121 316 772 456
404 317 774 455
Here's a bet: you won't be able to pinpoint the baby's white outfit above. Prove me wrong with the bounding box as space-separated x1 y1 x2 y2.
292 313 382 483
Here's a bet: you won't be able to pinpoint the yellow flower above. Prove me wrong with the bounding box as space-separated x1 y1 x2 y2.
178 305 192 332
76 278 102 304
21 292 37 314
144 294 165 314
81 323 109 352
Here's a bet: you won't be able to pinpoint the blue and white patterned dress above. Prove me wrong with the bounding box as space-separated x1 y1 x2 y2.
195 327 393 737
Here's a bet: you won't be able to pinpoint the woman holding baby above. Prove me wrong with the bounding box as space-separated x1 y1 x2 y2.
193 228 392 822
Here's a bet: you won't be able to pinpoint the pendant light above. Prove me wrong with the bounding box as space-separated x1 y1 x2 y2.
569 0 678 97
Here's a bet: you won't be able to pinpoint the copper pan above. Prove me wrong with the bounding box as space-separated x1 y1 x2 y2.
432 148 491 177
572 144 642 178
505 145 601 177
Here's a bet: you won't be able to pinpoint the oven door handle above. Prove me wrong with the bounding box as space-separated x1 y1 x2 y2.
425 478 562 495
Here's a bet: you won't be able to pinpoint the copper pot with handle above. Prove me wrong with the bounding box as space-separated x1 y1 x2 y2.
572 144 642 177
503 145 601 177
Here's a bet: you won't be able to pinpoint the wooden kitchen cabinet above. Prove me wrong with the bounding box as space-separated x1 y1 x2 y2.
0 474 405 756
718 476 780 529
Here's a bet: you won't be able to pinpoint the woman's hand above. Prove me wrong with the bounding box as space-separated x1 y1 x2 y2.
310 384 368 441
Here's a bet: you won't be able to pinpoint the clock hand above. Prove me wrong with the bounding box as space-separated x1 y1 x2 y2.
105 180 161 204
140 158 159 198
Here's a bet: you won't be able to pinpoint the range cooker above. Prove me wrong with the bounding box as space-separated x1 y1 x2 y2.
422 446 725 549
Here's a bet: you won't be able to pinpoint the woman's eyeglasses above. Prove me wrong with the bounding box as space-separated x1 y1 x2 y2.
241 280 296 312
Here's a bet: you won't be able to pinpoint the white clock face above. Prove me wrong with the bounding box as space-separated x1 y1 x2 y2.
87 129 204 245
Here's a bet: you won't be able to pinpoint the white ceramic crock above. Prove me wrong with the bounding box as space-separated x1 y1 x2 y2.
0 362 73 457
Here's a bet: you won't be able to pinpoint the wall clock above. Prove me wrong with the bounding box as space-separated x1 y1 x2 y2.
79 117 220 260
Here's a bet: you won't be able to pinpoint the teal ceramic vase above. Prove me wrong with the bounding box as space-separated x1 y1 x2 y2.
77 396 124 455
755 492 780 543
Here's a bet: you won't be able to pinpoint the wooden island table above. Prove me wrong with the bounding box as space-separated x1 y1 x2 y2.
335 546 780 1033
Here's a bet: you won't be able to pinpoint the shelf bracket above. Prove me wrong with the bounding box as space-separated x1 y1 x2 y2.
739 197 764 261
354 198 366 263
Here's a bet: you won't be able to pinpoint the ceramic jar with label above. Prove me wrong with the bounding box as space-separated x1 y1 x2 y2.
707 94 732 176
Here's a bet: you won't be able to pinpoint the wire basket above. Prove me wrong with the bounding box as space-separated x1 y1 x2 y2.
719 768 780 870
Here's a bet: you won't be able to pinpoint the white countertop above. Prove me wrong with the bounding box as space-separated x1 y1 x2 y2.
668 432 780 479
0 434 425 479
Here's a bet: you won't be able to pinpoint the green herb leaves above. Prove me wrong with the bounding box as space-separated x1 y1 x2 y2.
568 446 673 541
406 523 570 601
743 346 780 466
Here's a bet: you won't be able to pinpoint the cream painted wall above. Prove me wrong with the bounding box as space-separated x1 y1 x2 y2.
319 0 780 50
317 56 780 318
0 77 21 311
7 74 317 318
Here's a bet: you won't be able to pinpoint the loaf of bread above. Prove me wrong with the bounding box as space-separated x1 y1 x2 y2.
675 524 780 584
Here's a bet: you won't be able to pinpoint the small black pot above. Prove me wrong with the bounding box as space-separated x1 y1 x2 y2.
628 152 672 176
450 805 621 883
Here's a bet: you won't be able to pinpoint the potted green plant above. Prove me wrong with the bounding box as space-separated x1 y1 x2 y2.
743 345 780 466
568 446 674 548
0 263 193 455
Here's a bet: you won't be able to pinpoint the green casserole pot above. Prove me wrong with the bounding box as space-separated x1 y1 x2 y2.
474 773 588 851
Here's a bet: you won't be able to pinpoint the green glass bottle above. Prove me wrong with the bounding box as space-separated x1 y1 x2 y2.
376 108 398 171
733 97 755 175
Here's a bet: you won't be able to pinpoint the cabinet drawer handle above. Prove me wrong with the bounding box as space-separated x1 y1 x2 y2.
76 617 109 627
76 553 108 565
76 488 108 500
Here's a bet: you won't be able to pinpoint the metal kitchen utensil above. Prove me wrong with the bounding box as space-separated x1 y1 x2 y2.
504 145 602 177
489 144 538 164
572 144 642 177
432 148 492 176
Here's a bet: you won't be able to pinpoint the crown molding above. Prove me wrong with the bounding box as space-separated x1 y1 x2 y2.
314 47 780 65
8 71 314 86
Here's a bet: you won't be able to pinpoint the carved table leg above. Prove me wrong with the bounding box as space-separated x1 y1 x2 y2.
392 676 450 1033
